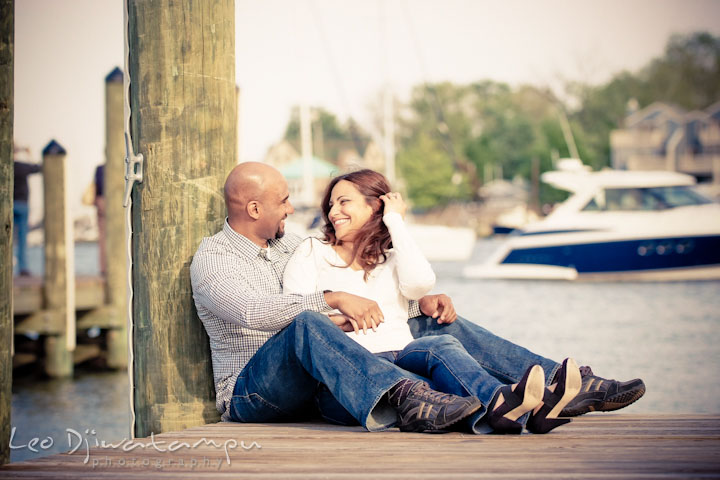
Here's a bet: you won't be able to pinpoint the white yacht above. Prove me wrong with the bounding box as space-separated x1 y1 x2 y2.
463 159 720 281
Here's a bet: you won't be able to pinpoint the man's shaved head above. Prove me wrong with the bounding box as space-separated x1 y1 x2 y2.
224 162 283 212
224 162 293 246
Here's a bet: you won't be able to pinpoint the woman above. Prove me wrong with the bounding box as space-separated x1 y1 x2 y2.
283 169 580 434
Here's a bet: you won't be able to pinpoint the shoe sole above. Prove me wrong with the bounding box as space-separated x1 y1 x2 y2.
504 365 545 422
562 384 646 417
547 358 582 419
400 400 484 433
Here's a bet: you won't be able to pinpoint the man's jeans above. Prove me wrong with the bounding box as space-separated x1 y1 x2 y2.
13 201 29 273
229 311 424 431
317 316 561 432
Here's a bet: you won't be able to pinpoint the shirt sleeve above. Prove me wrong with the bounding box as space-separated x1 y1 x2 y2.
191 244 331 332
16 162 42 175
408 300 422 318
383 212 436 300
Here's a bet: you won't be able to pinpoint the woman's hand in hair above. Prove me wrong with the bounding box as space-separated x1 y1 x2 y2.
379 192 407 218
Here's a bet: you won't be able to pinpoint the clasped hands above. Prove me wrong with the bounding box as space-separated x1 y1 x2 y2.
324 291 457 335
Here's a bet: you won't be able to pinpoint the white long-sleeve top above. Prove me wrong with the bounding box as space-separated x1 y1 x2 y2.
283 212 436 353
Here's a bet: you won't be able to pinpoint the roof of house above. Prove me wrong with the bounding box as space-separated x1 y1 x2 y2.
280 156 338 180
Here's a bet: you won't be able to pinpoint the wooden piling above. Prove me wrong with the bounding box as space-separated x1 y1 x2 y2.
104 67 127 369
127 0 235 437
41 140 75 378
0 0 13 465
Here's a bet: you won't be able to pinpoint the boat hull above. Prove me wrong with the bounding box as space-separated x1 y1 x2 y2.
464 234 720 281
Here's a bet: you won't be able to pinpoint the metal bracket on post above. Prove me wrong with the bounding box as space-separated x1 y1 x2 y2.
123 132 144 207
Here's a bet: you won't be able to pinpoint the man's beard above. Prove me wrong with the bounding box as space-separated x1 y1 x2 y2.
275 223 285 239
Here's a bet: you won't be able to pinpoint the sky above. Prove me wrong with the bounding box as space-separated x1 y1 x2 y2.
13 0 720 222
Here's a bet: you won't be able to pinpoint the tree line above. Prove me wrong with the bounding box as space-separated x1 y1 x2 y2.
284 32 720 210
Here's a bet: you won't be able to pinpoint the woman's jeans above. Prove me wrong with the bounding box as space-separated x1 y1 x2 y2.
408 314 560 386
317 315 561 432
229 311 425 431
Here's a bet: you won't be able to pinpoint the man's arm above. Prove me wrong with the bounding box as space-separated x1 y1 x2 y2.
15 161 42 175
191 245 331 331
193 271 329 332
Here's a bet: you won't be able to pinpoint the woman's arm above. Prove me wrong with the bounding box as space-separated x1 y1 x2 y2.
383 212 436 300
284 238 382 334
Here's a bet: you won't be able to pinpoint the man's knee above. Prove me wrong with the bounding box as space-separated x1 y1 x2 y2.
289 311 334 332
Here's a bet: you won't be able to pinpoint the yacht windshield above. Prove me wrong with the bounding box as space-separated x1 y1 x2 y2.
582 186 712 211
646 186 712 208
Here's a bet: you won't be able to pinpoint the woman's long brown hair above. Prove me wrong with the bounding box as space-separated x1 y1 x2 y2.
321 169 393 280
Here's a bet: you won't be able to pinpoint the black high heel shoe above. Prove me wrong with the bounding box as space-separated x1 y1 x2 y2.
487 365 545 434
527 358 581 434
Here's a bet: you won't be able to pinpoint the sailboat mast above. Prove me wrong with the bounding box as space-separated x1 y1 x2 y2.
383 86 396 186
300 104 314 207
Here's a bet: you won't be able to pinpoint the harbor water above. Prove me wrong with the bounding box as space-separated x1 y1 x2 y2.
10 240 720 462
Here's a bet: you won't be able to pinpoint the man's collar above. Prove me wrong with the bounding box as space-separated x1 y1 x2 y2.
222 218 293 259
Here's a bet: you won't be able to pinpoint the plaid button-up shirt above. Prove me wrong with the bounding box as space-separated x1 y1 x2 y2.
190 219 423 420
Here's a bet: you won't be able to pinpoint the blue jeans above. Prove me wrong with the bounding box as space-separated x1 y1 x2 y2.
407 315 560 386
317 316 561 432
13 201 29 273
229 311 424 431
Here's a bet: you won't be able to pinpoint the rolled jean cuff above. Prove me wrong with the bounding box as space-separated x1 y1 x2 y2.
363 378 405 431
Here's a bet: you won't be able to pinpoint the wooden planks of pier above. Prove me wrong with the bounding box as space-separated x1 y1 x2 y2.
2 415 719 478
13 275 107 320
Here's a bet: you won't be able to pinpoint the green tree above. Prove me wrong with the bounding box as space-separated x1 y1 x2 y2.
396 132 469 210
568 32 720 169
284 107 370 163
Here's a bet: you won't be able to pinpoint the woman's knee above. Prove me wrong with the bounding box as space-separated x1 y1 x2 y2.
432 334 462 347
410 334 462 352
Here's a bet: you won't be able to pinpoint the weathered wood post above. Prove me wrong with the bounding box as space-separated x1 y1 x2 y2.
127 0 235 436
0 0 13 465
104 67 127 368
42 140 75 378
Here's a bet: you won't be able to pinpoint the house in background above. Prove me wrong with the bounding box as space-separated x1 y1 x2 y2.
264 138 392 207
610 100 720 184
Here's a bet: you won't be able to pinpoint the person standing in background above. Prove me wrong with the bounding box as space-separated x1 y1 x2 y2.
93 164 106 275
13 144 42 276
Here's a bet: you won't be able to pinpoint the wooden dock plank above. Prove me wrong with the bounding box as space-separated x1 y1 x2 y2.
2 415 719 479
13 275 106 318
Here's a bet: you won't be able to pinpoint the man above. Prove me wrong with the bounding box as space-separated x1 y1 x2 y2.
93 164 106 275
191 162 483 433
191 163 645 430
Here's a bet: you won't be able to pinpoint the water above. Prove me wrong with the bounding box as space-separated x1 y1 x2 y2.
9 240 720 462
13 241 101 276
432 239 720 415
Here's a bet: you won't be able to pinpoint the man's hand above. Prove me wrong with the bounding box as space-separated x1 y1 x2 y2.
418 294 457 324
324 292 384 335
328 314 360 333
